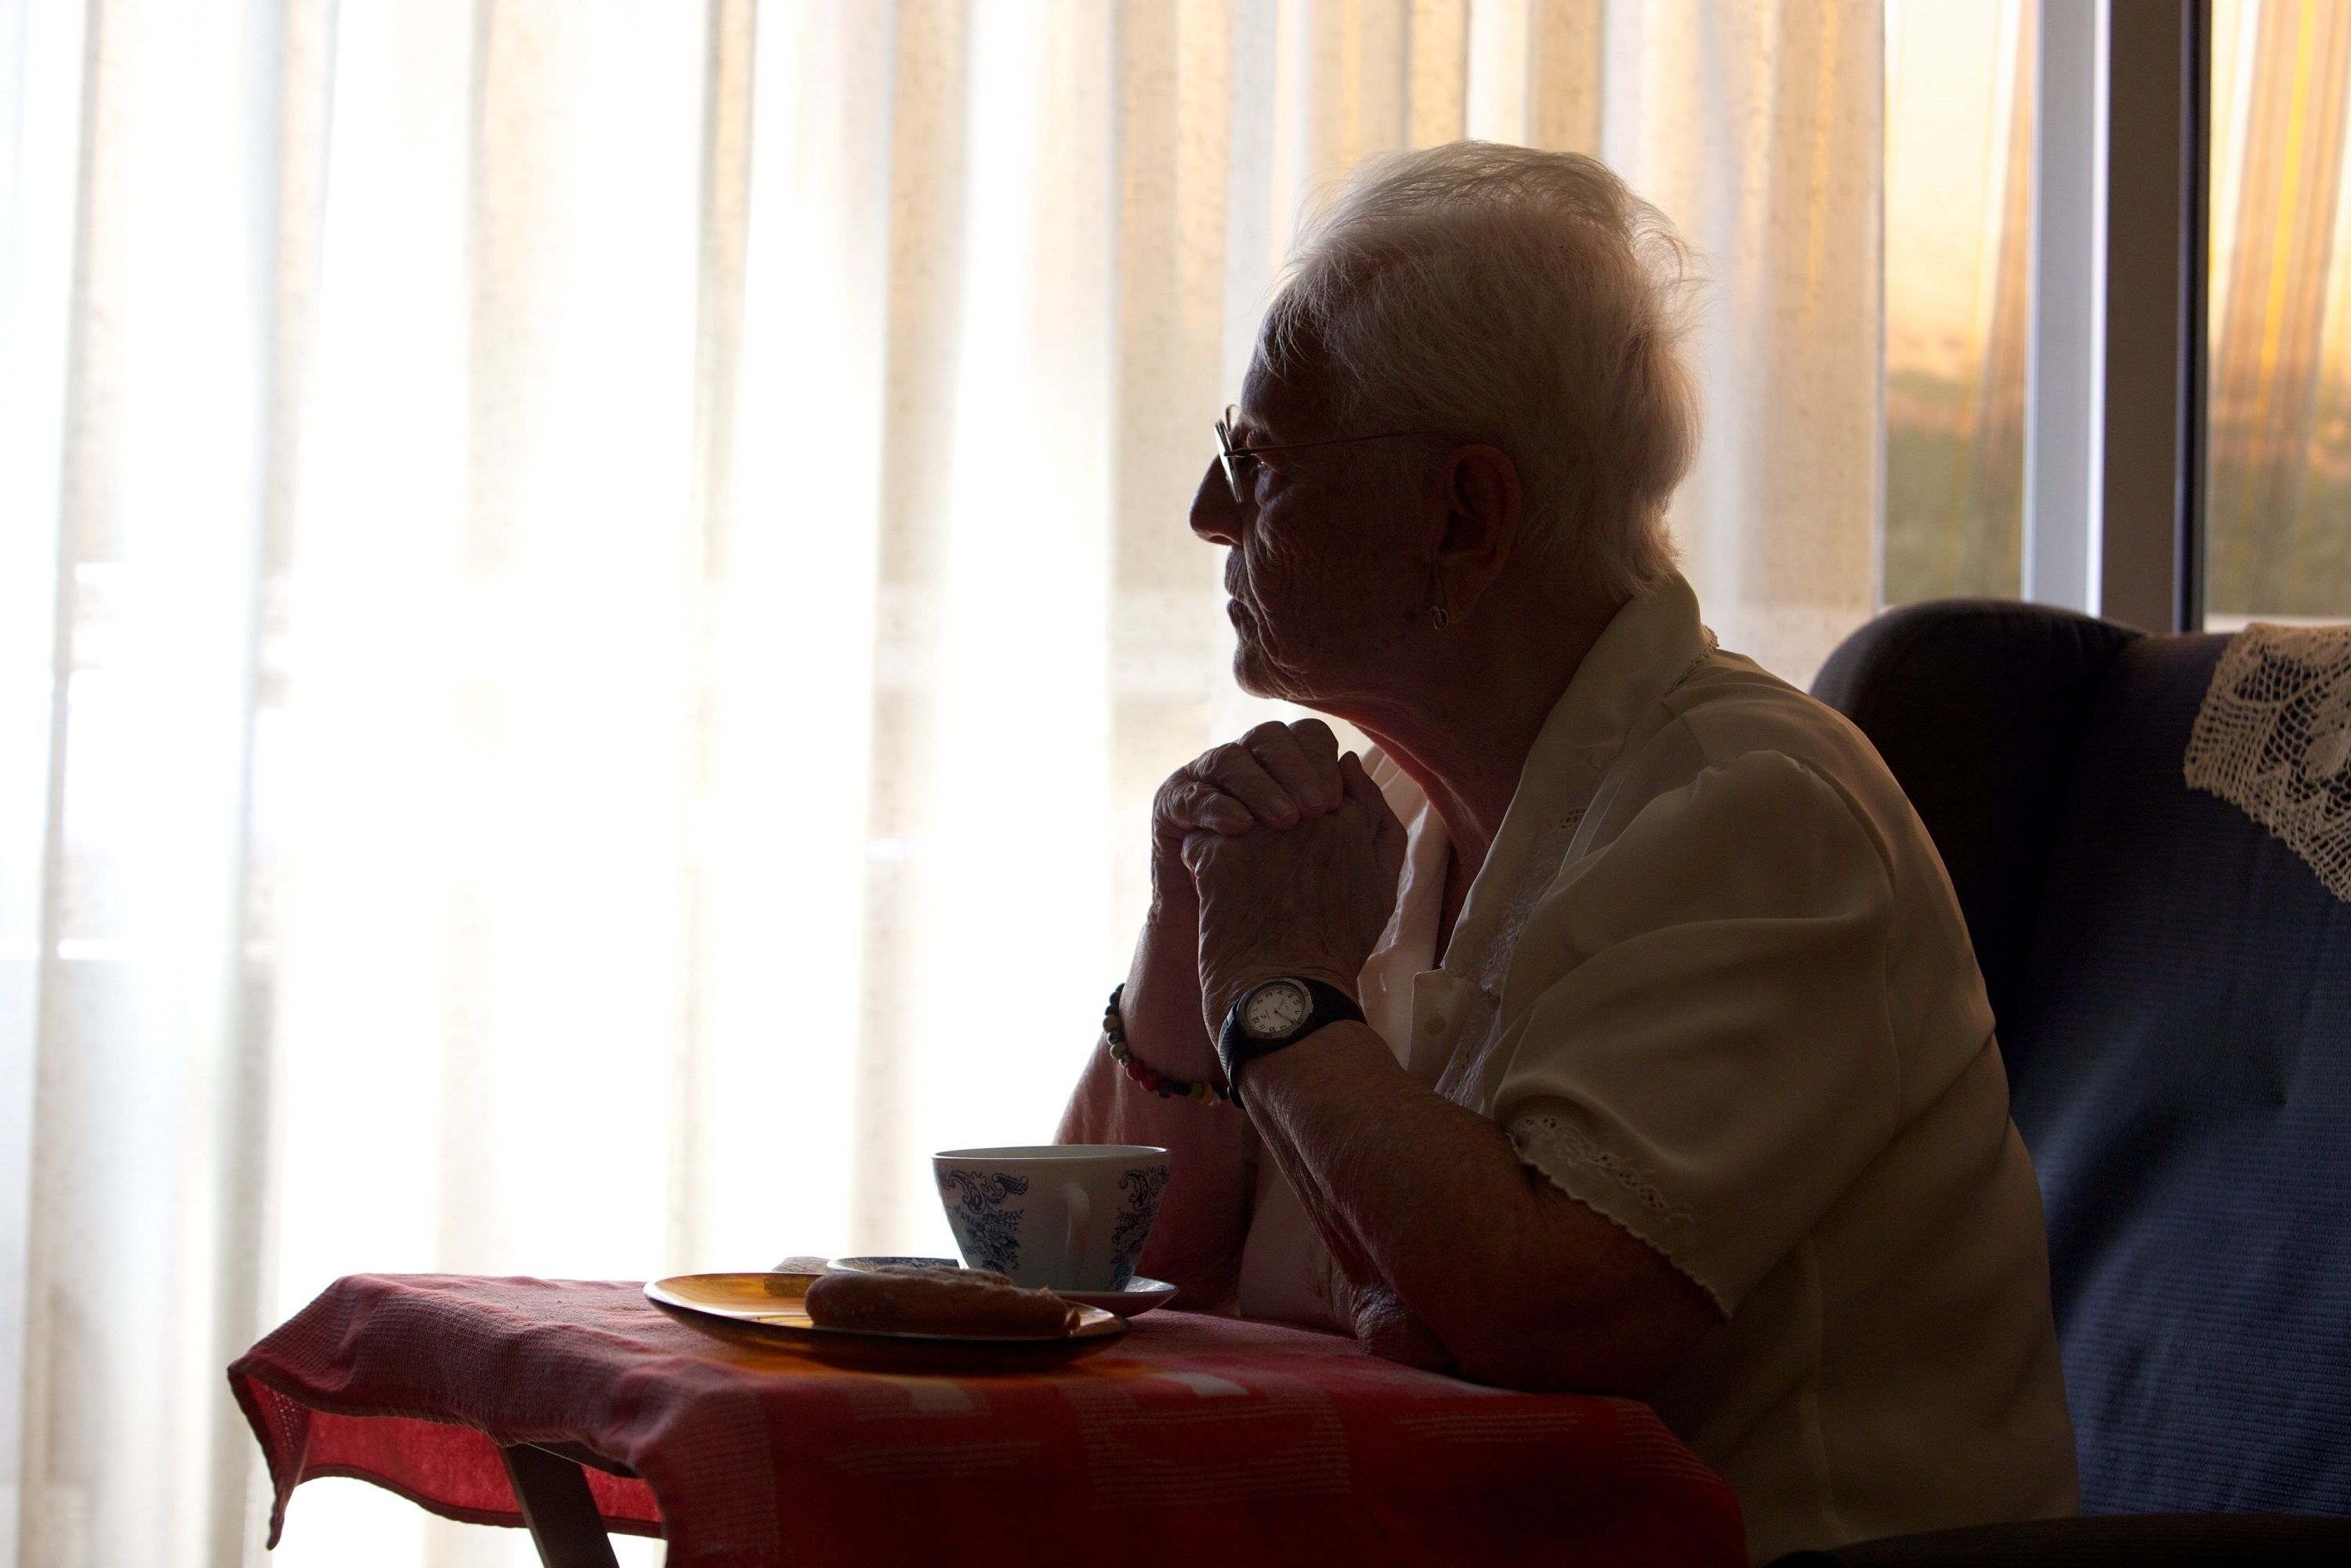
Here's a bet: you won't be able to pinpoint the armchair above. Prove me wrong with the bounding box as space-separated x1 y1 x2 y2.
1773 601 2350 1565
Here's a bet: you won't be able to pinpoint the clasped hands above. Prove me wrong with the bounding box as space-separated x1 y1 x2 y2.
1150 720 1452 1370
1153 719 1409 1041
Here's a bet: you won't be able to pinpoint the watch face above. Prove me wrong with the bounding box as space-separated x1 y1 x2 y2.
1243 980 1312 1039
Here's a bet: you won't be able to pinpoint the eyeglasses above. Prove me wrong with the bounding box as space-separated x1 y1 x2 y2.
1212 404 1451 505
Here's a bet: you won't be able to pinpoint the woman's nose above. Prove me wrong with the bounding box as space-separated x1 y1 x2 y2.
1190 459 1243 547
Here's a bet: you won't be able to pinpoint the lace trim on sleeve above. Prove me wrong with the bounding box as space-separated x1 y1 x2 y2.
2184 622 2351 903
1505 1106 1693 1228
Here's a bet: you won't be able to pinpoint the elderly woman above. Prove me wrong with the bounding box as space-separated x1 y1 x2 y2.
1057 143 2075 1560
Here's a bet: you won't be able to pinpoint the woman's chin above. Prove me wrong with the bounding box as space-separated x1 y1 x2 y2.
1231 641 1311 703
1230 639 1276 697
1228 607 1331 701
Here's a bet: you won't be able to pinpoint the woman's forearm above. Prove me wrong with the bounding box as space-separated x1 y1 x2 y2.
1054 907 1258 1311
1056 1045 1255 1309
1240 1019 1718 1391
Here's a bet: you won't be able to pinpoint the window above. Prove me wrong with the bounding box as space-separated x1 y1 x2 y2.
2207 0 2351 626
1882 0 2038 607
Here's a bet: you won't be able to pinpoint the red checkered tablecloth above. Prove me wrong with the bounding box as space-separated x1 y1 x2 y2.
230 1274 1744 1566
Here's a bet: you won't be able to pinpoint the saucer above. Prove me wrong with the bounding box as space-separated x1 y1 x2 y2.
1050 1277 1178 1318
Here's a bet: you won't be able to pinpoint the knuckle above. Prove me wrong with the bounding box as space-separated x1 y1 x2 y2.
1158 782 1221 828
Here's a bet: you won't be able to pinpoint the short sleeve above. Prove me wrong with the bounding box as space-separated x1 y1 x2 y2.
1487 748 1902 1316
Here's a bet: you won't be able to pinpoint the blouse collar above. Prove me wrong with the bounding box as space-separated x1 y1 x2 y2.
1436 571 1716 979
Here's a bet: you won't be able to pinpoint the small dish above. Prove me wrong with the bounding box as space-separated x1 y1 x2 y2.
644 1273 1129 1371
1055 1276 1178 1318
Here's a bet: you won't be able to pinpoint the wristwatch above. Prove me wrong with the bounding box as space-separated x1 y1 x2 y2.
1215 976 1366 1110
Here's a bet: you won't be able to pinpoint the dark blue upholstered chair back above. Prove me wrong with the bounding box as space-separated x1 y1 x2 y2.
1813 601 2351 1519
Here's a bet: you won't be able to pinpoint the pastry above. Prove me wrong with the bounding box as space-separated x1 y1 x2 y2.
802 1264 1081 1338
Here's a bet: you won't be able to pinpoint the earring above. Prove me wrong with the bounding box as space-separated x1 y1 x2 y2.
1429 581 1450 630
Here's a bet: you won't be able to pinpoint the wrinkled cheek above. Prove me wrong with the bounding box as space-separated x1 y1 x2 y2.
1241 536 1330 661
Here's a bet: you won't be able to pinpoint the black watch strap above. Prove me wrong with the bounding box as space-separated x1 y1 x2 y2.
1215 977 1366 1110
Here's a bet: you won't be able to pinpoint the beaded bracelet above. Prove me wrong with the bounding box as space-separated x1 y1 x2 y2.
1104 983 1232 1105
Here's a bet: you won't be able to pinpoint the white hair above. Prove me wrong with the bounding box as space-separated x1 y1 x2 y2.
1262 141 1698 600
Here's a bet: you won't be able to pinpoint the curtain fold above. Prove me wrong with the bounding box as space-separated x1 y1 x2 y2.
0 3 1883 1563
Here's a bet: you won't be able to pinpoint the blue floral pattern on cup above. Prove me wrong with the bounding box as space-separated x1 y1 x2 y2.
1107 1166 1171 1290
937 1170 1031 1275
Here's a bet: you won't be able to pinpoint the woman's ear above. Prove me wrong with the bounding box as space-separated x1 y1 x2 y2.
1434 444 1521 621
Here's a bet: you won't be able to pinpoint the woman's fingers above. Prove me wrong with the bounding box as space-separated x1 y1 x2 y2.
1155 721 1348 851
1339 748 1390 818
1197 741 1301 828
1342 751 1408 889
1243 719 1343 817
1293 720 1345 806
1157 777 1254 837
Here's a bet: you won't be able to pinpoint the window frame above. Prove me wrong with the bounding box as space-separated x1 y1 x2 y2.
2023 0 2211 632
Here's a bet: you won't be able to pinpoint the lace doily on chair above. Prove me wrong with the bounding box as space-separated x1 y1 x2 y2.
2183 622 2351 903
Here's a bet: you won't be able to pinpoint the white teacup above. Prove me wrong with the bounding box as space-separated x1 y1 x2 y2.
933 1144 1171 1292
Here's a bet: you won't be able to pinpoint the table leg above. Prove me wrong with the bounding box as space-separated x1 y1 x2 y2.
500 1443 621 1568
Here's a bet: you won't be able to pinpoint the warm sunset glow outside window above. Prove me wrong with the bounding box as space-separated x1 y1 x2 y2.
1882 0 2037 607
2208 0 2351 626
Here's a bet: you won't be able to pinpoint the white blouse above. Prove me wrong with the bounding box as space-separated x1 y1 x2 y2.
1234 573 2078 1562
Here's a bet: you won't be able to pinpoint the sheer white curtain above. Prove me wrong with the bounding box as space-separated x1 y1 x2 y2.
0 2 1881 1564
